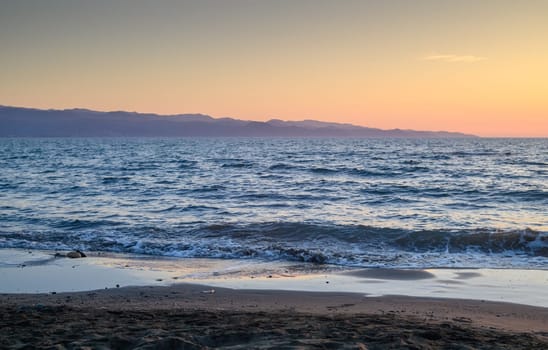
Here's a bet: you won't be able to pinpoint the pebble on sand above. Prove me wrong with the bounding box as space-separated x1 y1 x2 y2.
66 250 87 259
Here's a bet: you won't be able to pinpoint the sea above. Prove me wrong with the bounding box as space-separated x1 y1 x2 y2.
0 137 546 270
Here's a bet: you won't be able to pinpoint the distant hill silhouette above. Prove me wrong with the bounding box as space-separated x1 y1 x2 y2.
0 105 477 138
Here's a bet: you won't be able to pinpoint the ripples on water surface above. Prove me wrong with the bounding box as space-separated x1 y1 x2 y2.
0 138 546 268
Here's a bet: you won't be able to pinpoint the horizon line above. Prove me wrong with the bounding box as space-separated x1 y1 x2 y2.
2 103 546 138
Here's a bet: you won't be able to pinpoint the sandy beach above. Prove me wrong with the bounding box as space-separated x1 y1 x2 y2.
1 249 548 349
2 283 548 349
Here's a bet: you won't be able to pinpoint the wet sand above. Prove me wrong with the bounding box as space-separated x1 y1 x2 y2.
3 249 547 308
2 249 547 348
1 283 548 349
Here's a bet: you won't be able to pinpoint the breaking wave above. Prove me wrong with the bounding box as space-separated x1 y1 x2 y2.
0 223 546 269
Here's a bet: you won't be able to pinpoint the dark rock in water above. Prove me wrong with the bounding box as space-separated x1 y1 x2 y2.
76 250 87 257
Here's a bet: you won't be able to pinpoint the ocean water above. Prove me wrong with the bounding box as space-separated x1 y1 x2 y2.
0 138 546 269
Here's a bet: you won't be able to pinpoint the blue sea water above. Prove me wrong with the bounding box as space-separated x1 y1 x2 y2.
0 138 546 269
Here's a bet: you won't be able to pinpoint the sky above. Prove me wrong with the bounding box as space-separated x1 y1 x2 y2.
1 0 547 137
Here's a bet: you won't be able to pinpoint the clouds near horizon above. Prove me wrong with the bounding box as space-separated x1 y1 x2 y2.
423 54 488 63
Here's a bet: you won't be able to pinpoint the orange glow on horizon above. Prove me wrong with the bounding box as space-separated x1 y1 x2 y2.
0 1 547 137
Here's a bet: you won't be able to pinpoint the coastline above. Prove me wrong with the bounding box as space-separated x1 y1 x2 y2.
1 248 547 348
2 248 547 307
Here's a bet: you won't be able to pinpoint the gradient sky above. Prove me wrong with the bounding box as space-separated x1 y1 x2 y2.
1 0 547 136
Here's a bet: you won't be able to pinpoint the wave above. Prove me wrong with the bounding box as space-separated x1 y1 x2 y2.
347 168 395 177
495 189 547 202
177 160 198 168
1 223 546 269
221 162 254 168
101 176 132 184
0 183 18 190
309 167 338 174
268 163 296 171
215 158 255 169
451 150 500 157
51 218 124 230
307 166 427 177
188 185 226 193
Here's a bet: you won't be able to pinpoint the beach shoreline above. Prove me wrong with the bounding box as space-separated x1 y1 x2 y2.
1 248 547 348
2 248 547 307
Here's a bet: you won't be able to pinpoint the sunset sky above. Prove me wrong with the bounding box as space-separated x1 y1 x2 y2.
1 0 547 137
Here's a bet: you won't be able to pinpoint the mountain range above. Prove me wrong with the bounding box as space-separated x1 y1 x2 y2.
0 105 476 138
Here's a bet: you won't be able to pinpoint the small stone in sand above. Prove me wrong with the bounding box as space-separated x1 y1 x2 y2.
66 251 81 258
66 250 87 258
